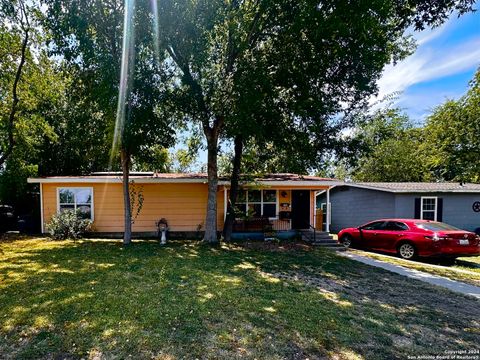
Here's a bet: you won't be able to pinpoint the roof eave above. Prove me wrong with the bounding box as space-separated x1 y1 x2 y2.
341 183 480 193
27 177 211 184
27 177 341 187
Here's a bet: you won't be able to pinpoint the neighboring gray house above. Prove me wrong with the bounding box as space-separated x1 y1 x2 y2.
316 183 480 233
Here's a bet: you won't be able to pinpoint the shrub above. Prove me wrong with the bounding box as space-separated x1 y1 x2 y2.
46 210 92 240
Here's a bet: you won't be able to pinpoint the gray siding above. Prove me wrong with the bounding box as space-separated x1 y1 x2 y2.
318 187 395 233
395 193 480 232
319 187 480 233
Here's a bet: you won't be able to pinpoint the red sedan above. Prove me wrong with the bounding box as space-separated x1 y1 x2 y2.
338 219 480 260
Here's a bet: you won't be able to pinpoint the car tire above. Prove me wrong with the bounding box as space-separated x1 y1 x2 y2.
397 242 417 260
340 234 353 249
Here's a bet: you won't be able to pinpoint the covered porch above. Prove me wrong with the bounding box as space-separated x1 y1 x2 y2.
222 184 333 236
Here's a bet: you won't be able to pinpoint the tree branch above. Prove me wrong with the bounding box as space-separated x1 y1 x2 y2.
166 44 212 128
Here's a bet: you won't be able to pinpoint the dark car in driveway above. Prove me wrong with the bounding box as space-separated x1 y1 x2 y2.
338 219 480 260
0 205 17 233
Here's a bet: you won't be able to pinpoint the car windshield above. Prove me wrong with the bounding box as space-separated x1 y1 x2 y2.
415 222 461 231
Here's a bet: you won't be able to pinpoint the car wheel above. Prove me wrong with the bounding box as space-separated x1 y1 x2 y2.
398 243 416 260
341 234 352 249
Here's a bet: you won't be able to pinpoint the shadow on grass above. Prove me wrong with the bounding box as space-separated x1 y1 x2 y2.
0 239 479 359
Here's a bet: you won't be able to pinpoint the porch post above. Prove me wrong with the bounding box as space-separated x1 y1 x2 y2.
326 187 330 233
313 191 319 229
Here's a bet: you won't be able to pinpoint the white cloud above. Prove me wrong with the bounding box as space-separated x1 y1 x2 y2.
376 38 480 101
373 16 480 104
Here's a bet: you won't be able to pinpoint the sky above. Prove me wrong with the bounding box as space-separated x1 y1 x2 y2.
375 10 480 123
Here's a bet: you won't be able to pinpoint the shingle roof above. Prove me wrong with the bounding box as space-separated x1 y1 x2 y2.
91 172 211 179
28 172 339 185
346 182 480 193
244 173 335 182
90 172 334 182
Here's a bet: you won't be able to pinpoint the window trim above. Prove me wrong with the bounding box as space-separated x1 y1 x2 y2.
57 187 94 221
235 189 279 220
420 196 437 221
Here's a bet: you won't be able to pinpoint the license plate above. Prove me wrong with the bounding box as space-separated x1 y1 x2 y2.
459 239 469 245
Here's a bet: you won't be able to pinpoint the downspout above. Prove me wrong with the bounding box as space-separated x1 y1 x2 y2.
313 191 320 229
326 187 331 233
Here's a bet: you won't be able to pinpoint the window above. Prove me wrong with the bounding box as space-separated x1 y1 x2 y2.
385 221 409 231
362 221 386 230
58 188 93 220
421 197 437 221
234 189 278 218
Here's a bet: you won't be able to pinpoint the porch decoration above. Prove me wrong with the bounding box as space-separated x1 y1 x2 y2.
279 202 291 220
263 222 277 241
156 218 169 245
473 201 480 213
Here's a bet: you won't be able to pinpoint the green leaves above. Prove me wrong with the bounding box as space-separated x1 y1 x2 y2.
424 68 480 182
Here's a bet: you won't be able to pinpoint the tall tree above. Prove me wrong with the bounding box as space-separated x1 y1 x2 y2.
43 0 175 244
0 0 32 168
0 53 61 211
155 0 474 242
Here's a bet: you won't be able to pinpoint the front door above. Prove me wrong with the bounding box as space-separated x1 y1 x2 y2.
291 190 311 229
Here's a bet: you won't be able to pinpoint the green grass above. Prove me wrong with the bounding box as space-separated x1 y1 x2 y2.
1 237 480 359
348 249 480 286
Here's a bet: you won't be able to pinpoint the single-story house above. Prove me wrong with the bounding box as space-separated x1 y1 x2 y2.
27 173 340 237
316 182 480 233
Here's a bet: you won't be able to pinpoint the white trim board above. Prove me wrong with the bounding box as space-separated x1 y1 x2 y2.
40 183 44 234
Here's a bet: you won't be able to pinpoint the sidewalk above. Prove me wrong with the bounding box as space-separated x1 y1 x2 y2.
339 252 480 300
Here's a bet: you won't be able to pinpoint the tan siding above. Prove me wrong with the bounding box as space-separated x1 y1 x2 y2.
42 182 226 233
41 182 317 233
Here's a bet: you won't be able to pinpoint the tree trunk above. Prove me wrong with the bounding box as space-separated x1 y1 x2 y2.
203 128 220 243
223 135 243 242
121 149 132 245
0 23 29 168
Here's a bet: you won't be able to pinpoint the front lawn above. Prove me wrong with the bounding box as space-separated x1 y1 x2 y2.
1 238 479 359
